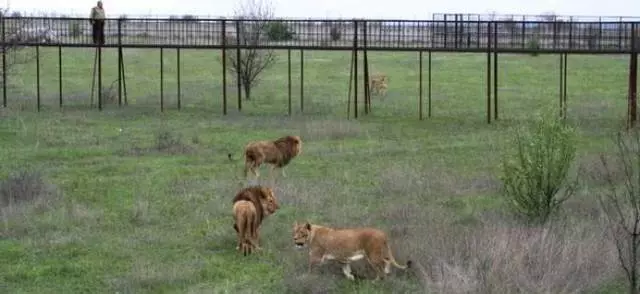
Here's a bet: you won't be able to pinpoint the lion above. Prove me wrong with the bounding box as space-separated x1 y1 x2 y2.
232 186 279 256
369 73 388 97
243 135 302 180
292 221 411 280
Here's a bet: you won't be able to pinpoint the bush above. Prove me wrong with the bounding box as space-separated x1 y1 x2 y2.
266 20 294 41
68 21 82 38
499 109 577 224
329 26 342 41
527 36 541 56
0 169 58 208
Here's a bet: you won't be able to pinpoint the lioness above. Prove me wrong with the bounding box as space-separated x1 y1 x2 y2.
369 73 388 97
232 186 279 256
243 135 303 180
292 221 411 280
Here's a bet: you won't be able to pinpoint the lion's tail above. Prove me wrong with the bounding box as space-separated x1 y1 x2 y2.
386 242 412 270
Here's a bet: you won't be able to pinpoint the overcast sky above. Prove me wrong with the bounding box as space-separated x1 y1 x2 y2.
5 0 639 19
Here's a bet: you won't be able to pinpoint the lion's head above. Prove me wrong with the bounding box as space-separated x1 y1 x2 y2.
292 221 312 249
259 186 279 215
273 135 303 166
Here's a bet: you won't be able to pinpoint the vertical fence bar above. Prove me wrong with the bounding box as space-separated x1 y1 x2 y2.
353 20 358 119
300 50 304 113
287 49 292 115
1 16 6 108
493 22 498 120
160 48 164 112
58 45 62 108
36 46 41 112
419 51 423 120
363 20 370 115
235 20 242 111
486 22 492 124
118 19 122 106
177 48 181 110
559 54 564 118
629 22 638 127
220 19 226 114
428 50 432 118
563 53 568 120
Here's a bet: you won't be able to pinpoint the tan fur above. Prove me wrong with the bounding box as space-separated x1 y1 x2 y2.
369 73 388 97
243 135 302 180
292 221 411 280
232 186 279 256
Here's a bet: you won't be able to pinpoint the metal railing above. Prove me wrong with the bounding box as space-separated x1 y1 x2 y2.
1 16 638 53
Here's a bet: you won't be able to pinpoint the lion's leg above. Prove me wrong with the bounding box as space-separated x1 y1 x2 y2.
341 262 355 280
366 256 385 281
251 226 263 251
308 252 323 274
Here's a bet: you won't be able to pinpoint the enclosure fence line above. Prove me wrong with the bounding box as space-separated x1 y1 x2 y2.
1 16 638 124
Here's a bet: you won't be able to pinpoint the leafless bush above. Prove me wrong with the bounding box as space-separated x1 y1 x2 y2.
382 203 616 294
299 119 364 141
222 0 277 101
599 129 640 294
0 169 60 236
1 9 37 89
155 130 196 155
0 169 58 208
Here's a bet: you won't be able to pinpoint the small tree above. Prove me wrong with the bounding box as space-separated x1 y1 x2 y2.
1 8 35 92
223 0 277 101
500 109 577 224
599 129 640 294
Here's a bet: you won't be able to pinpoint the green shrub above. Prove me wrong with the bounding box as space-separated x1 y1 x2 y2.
266 20 294 41
527 36 541 56
68 21 82 38
329 26 342 41
499 109 577 224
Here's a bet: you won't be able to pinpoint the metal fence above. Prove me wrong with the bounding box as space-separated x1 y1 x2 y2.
1 16 639 124
3 16 639 53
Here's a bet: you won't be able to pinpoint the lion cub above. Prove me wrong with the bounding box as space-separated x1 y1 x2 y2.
292 221 411 280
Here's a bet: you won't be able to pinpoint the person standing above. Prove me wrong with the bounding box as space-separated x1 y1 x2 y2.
90 1 106 45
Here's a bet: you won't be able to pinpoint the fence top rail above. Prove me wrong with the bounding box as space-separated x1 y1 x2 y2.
2 16 640 24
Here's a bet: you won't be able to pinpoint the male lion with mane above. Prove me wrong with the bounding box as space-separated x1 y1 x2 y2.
243 135 302 180
232 186 279 256
292 221 411 280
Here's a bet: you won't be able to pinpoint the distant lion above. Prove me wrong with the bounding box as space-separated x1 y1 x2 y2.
232 186 279 256
292 221 411 280
369 73 388 97
243 135 302 180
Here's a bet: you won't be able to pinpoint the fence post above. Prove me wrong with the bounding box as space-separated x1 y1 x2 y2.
221 19 227 115
629 22 638 127
353 19 358 119
117 18 122 106
2 15 6 108
235 20 242 111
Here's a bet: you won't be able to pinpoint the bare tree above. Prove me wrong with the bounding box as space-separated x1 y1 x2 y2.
1 8 36 92
223 0 277 101
599 129 640 294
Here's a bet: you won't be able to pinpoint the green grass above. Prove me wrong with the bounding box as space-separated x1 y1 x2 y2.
0 47 637 293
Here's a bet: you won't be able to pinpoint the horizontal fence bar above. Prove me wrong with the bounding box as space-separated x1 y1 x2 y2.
2 17 639 53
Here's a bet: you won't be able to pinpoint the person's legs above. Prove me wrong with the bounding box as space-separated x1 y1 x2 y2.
97 21 105 45
92 22 99 44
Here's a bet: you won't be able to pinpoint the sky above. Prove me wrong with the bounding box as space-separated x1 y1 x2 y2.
5 0 639 20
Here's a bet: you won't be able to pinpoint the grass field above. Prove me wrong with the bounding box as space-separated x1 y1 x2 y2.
0 47 638 293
